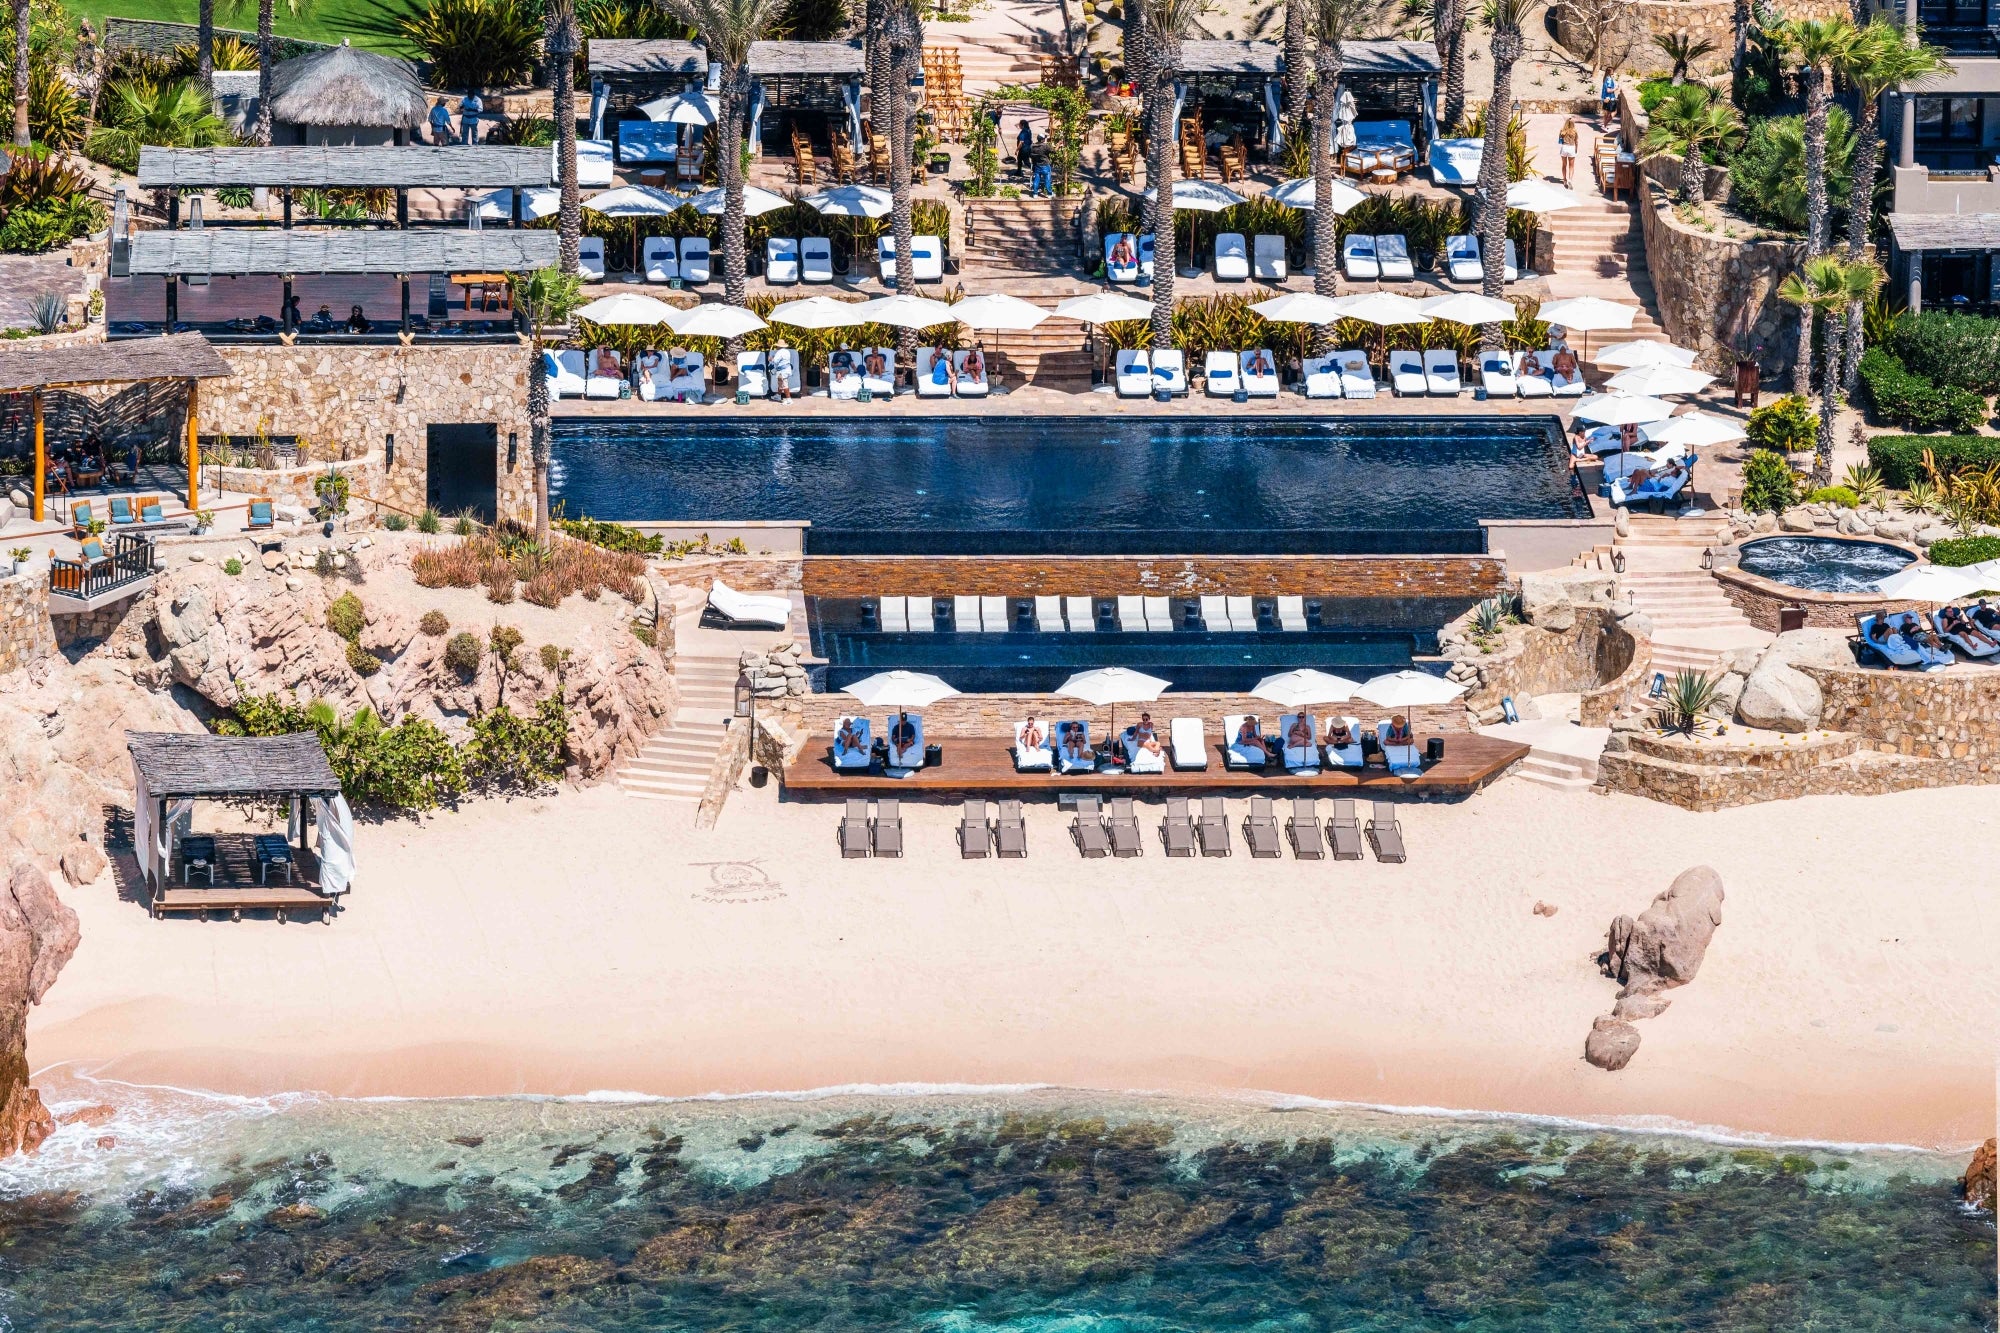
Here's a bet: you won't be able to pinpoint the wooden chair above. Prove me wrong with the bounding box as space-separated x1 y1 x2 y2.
791 126 816 185
830 137 858 184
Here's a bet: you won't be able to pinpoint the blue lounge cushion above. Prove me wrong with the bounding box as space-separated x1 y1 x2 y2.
141 503 163 522
110 497 133 523
250 501 272 524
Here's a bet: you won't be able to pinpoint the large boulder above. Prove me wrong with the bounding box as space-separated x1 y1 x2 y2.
1704 670 1746 720
1762 627 1854 672
1545 567 1618 607
1584 1015 1641 1071
0 862 79 1156
1965 1139 1996 1214
1517 573 1576 632
1778 509 1815 533
1735 658 1822 732
1604 865 1726 994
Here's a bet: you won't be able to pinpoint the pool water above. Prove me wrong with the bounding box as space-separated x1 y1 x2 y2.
1737 536 1915 595
550 414 1589 555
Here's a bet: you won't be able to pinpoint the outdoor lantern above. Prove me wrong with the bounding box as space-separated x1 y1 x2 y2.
384 433 394 468
1612 549 1626 574
1701 547 1714 570
734 671 753 719
506 432 517 469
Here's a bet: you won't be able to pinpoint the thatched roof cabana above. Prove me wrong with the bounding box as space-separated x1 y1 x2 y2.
139 145 549 190
128 731 341 799
268 40 429 132
128 229 560 276
0 331 232 392
749 39 865 76
588 38 708 78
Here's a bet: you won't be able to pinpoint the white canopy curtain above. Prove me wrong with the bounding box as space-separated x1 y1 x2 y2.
312 795 356 900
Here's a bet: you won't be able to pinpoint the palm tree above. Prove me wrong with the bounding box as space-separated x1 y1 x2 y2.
1770 14 1857 394
1434 0 1464 129
511 265 586 543
196 0 216 98
224 0 311 146
85 78 235 170
1132 0 1209 351
1731 0 1751 67
886 0 919 359
1652 29 1716 84
546 0 581 275
665 0 789 340
1476 0 1538 347
1779 253 1881 487
1284 0 1311 122
1640 83 1742 204
1837 19 1949 391
11 0 28 147
1307 0 1388 336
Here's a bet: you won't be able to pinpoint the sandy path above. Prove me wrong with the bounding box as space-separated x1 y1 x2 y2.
29 776 1999 1149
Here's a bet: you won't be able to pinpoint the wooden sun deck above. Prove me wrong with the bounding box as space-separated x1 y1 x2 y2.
781 734 1530 798
155 835 335 922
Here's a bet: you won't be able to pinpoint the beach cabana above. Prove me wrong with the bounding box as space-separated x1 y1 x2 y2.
749 40 865 157
135 145 552 230
587 38 710 148
128 730 355 921
1176 41 1285 156
266 40 430 147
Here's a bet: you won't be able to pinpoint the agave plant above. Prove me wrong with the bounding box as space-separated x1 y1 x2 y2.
1900 479 1941 515
29 293 65 335
1472 597 1507 636
1841 463 1885 508
1657 668 1720 735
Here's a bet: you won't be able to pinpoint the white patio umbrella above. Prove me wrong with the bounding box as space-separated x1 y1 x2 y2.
1144 178 1249 276
769 295 869 329
474 186 559 220
583 184 684 217
1607 363 1716 397
1536 295 1637 362
1251 668 1360 708
855 293 956 329
1251 291 1348 325
1638 411 1747 449
1571 391 1675 426
1057 665 1171 739
803 184 893 218
841 670 960 707
1054 292 1153 324
1505 179 1583 213
669 302 767 338
951 292 1050 331
1595 339 1698 369
1417 292 1518 325
1331 291 1430 371
684 184 791 217
1959 558 2000 589
1355 669 1466 707
1267 176 1366 214
639 88 717 124
575 292 681 325
1875 564 1977 603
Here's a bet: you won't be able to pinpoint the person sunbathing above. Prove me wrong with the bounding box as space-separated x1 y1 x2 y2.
1974 600 2000 634
835 719 866 756
1519 352 1546 379
831 359 854 389
1894 615 1947 656
1551 348 1581 385
1285 715 1313 750
1234 718 1263 751
1619 422 1641 452
1061 724 1093 766
593 348 620 380
1384 715 1415 746
889 711 918 755
1020 717 1045 751
959 348 985 386
1246 348 1273 377
1939 605 1998 651
1866 617 1894 650
1131 711 1158 745
831 344 855 375
1135 730 1165 759
864 347 888 379
929 344 955 393
1326 719 1357 748
1110 235 1135 268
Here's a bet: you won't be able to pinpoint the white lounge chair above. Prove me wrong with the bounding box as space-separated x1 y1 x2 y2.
1225 596 1256 632
1034 596 1064 632
1610 466 1691 508
1545 348 1586 396
862 347 895 398
1388 349 1427 397
1322 714 1364 768
980 595 1009 632
1376 234 1414 280
1142 595 1174 632
827 353 863 400
735 351 769 397
679 236 712 284
1152 350 1188 396
1936 609 2000 658
547 349 587 398
665 350 706 402
1444 234 1481 283
1055 720 1095 773
1169 717 1208 769
765 348 803 399
1377 720 1422 773
1513 351 1554 398
911 234 944 283
1888 611 1956 669
578 236 606 283
765 237 800 285
952 350 990 397
642 235 677 283
1115 594 1145 631
570 138 615 186
584 350 623 399
1223 714 1268 769
906 597 936 632
1199 594 1228 631
1478 352 1518 398
709 579 791 627
1137 233 1155 282
876 234 900 285
1204 351 1239 397
833 717 873 769
1276 595 1307 631
1858 613 1924 668
1336 351 1375 398
1252 233 1287 282
952 594 980 631
1105 232 1139 283
1063 595 1094 631
878 595 909 632
885 714 925 769
1301 355 1342 399
1278 713 1319 773
1123 726 1167 773
1014 720 1055 771
1502 239 1522 281
1240 350 1279 397
916 347 953 397
1214 231 1250 281
1424 349 1462 396
1115 350 1152 397
1342 233 1379 280
801 236 833 283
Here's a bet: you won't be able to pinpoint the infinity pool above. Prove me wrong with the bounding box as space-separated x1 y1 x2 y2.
550 414 1587 555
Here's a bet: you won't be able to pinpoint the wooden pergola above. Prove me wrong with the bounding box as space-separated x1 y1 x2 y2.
0 333 232 522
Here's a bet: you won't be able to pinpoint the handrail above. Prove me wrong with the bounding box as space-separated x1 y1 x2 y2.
49 533 155 601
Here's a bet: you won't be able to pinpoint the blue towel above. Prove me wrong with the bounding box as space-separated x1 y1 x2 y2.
930 357 950 385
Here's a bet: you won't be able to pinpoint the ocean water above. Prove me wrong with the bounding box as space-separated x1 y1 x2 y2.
2 1076 1992 1332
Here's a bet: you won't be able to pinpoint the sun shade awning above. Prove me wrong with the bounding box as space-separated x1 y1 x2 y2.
127 731 342 798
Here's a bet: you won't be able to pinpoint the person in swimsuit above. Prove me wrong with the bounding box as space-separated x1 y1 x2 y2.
1020 717 1045 751
864 347 888 380
959 346 985 387
1110 235 1135 268
1246 348 1273 377
1327 719 1356 748
929 343 954 393
1285 715 1313 750
1384 715 1414 746
1062 723 1093 766
836 718 866 759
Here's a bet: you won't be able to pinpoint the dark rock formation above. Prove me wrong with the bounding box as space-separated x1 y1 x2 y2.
1587 867 1725 1072
0 862 80 1155
1965 1139 1995 1214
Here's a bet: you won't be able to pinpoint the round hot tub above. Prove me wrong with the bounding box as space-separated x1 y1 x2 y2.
1736 536 1915 594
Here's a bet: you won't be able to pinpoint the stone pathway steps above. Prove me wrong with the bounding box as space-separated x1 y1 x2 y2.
616 655 739 802
1478 715 1611 792
1600 515 1772 677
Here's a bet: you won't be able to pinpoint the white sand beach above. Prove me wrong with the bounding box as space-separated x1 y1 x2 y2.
28 777 2000 1150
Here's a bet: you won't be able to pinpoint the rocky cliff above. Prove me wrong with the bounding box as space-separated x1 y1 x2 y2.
1966 1139 1996 1215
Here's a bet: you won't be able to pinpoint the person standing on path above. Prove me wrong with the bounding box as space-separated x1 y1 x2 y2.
1557 116 1578 188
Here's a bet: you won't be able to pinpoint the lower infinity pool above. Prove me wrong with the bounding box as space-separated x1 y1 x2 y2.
549 413 1588 555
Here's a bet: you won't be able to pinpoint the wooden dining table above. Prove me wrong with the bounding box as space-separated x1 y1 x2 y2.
450 274 513 312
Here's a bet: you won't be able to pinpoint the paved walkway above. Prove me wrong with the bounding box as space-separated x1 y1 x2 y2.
0 253 84 333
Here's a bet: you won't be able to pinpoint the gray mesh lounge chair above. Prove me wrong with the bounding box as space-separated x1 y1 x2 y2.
873 798 903 857
1368 801 1407 862
996 799 1028 858
1244 796 1281 858
1161 796 1195 856
1072 795 1111 858
1288 798 1325 859
1107 797 1142 857
840 799 871 858
1330 799 1364 861
960 799 992 858
1197 797 1231 857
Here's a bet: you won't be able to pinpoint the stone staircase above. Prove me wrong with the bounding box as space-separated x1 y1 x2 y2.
1515 747 1601 790
615 654 739 802
1541 197 1667 345
1576 514 1771 677
923 31 1061 94
961 198 1083 278
984 315 1094 391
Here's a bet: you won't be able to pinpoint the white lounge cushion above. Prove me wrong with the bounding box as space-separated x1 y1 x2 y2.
1199 594 1228 631
1169 716 1208 769
1276 595 1307 631
911 234 944 283
878 595 909 632
1424 349 1462 396
584 349 622 399
1014 720 1055 770
710 579 790 626
1376 234 1414 279
1545 348 1586 396
952 594 980 630
1239 349 1279 396
833 717 873 768
1225 595 1256 632
1204 351 1239 396
1335 350 1375 398
577 236 606 283
979 595 1009 632
1252 233 1286 281
766 237 800 284
1115 594 1145 631
1444 234 1481 283
1341 233 1379 280
1123 725 1167 772
1142 595 1173 631
906 597 936 632
679 236 711 283
735 351 768 397
1302 355 1342 399
1063 596 1094 631
1151 350 1188 395
953 349 989 396
1388 350 1427 397
1502 239 1522 281
548 349 587 398
1115 350 1152 397
1034 596 1064 632
1214 231 1250 281
801 236 833 283
1478 353 1518 398
1223 714 1267 768
642 235 677 283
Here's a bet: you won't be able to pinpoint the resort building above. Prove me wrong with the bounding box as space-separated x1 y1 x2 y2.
1882 2 2000 309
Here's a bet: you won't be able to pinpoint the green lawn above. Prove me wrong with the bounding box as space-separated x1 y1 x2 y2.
73 0 419 56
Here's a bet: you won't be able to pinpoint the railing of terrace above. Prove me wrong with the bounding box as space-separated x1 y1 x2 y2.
49 534 156 603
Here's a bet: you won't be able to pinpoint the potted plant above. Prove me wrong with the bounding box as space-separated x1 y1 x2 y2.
193 507 215 535
5 547 28 577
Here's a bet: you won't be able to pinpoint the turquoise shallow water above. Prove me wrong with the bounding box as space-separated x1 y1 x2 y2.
2 1076 1992 1332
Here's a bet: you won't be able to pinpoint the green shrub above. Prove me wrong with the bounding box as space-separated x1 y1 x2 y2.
1740 449 1800 514
1860 347 1989 433
1728 109 1854 235
420 609 450 636
344 639 382 676
417 507 441 534
221 557 243 576
454 513 477 537
382 512 409 532
553 515 665 555
1745 394 1816 454
398 0 541 89
222 694 465 812
1886 311 2000 396
539 643 564 673
489 624 524 668
325 591 366 641
631 623 656 647
1637 77 1677 115
0 196 104 253
1803 485 1859 508
1866 434 2000 488
1929 535 2000 567
463 696 568 790
444 630 482 675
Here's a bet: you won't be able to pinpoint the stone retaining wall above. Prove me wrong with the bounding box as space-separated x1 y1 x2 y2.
0 572 54 675
1581 624 1653 726
1460 608 1641 717
1714 565 1924 633
1558 0 1850 80
650 556 804 594
799 554 1506 600
208 455 384 513
1636 174 1801 379
1596 743 1960 809
1806 663 2000 766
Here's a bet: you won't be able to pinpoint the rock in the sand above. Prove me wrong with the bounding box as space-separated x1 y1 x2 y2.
1531 901 1558 917
1517 573 1575 632
1613 508 1630 537
1613 990 1672 1021
1915 525 1953 548
1584 1016 1641 1071
1604 865 1725 995
1735 658 1822 733
1964 1139 1996 1214
1873 520 1914 542
1705 670 1746 720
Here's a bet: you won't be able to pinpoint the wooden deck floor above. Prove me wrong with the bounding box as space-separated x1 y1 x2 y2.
156 835 335 921
781 734 1529 798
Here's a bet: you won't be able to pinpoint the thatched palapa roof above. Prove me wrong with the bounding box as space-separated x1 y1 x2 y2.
1180 41 1282 75
129 229 560 276
749 40 865 77
128 731 341 798
1888 213 2000 250
588 38 709 77
1341 40 1441 77
0 332 233 392
139 145 550 189
268 40 429 130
